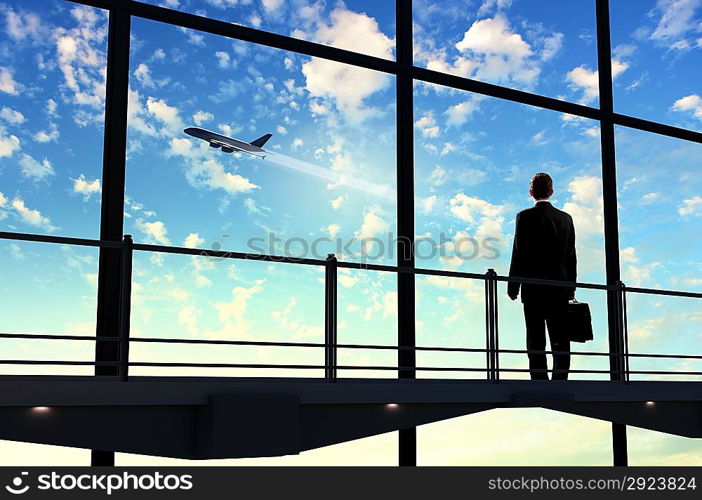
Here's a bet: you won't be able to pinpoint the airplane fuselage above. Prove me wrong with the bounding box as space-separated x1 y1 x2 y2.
183 127 268 157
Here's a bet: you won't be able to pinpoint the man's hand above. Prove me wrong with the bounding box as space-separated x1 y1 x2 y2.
508 292 518 301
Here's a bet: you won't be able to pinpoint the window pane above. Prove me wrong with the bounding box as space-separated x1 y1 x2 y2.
414 83 609 380
0 241 98 376
337 270 397 379
126 17 396 266
413 0 598 104
137 0 395 60
611 0 702 132
129 252 324 378
0 3 106 238
616 127 702 293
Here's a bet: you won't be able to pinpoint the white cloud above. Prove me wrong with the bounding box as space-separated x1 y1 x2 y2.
133 63 155 88
146 97 183 133
339 274 360 288
184 232 205 248
530 129 549 146
170 287 188 302
623 261 661 287
562 176 604 236
477 0 513 17
356 206 389 254
0 66 21 95
382 291 397 318
10 197 57 232
33 123 60 143
178 27 204 46
192 110 214 126
18 154 54 180
195 274 212 288
47 99 58 116
271 296 324 340
330 195 345 210
262 0 284 12
8 243 24 260
449 193 505 241
180 154 259 195
53 7 108 119
642 192 661 204
291 138 303 150
672 94 702 119
135 219 171 245
429 166 447 186
327 223 341 238
422 195 438 213
445 96 482 126
415 114 440 137
211 282 264 339
679 195 702 216
650 0 701 46
566 60 628 105
301 8 394 121
178 305 200 335
72 174 101 200
4 8 41 41
215 51 231 68
0 126 20 157
451 15 548 87
0 106 25 124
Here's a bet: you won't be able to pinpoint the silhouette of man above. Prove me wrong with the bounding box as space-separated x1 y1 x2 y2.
507 173 576 380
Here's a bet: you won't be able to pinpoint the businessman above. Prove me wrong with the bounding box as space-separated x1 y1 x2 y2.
508 173 577 380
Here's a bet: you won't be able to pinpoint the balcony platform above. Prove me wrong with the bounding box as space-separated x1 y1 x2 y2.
0 376 700 459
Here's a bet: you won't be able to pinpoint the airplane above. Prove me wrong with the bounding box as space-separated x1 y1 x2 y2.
183 127 272 159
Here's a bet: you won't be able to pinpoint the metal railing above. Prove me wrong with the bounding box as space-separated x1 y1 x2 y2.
2 230 702 382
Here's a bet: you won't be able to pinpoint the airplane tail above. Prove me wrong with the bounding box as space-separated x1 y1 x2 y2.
250 133 272 148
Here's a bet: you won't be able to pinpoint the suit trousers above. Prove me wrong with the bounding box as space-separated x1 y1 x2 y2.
522 299 571 380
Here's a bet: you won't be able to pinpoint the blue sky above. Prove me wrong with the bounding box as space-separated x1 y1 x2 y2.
0 0 701 465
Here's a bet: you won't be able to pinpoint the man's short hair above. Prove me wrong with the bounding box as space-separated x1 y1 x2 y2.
531 172 553 199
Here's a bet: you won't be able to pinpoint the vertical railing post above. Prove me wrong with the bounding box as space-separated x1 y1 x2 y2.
324 254 338 382
492 270 500 382
485 269 497 381
119 235 133 382
616 281 629 382
484 271 492 380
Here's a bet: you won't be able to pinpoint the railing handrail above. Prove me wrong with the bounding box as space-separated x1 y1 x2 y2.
3 230 702 299
2 330 701 360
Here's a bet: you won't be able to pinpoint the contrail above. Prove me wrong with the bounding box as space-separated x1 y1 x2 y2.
264 151 395 200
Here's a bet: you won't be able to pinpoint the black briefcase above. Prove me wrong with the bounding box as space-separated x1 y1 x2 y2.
566 299 593 342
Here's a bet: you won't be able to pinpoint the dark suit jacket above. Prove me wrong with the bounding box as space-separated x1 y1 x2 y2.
508 201 577 303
